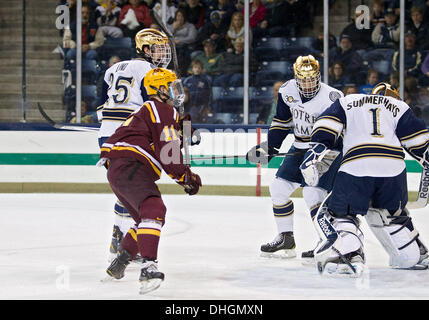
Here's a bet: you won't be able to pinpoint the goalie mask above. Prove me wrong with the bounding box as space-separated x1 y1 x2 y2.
293 55 321 99
135 28 172 68
144 68 185 106
371 82 400 100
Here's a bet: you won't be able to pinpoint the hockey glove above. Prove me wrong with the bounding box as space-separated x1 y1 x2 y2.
246 141 279 165
178 167 202 195
300 144 340 187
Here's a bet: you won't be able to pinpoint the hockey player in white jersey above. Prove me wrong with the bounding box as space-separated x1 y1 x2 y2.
300 82 429 277
247 55 344 259
97 28 172 260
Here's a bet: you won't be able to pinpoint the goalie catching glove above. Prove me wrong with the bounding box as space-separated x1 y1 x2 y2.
246 141 279 165
300 144 340 187
177 167 202 195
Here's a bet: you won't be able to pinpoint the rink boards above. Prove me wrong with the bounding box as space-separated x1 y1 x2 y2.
0 130 423 194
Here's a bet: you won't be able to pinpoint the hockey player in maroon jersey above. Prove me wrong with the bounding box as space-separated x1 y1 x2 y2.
99 68 202 294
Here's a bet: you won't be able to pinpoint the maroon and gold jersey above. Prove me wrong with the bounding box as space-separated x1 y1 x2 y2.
100 98 188 182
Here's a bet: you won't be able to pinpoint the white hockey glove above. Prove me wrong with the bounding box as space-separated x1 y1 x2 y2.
246 141 278 165
300 144 340 187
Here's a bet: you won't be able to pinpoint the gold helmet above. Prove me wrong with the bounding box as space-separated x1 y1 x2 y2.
371 82 400 100
144 68 185 105
135 28 172 68
293 55 321 99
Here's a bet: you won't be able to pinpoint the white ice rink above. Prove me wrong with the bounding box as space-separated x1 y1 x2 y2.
2 193 429 300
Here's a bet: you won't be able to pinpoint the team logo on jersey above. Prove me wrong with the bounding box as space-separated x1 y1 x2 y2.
329 91 341 102
286 95 299 103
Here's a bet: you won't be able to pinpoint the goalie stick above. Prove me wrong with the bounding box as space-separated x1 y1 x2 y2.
37 103 99 132
150 9 191 167
407 165 429 209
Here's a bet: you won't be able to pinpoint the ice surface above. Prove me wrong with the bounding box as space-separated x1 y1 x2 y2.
1 193 429 300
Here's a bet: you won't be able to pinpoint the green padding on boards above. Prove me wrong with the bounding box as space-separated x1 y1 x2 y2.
0 153 422 172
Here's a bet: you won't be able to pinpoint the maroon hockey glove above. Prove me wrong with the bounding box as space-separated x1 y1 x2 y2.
178 167 202 195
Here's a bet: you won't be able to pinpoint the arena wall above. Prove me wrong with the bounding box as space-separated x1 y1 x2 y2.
0 129 422 196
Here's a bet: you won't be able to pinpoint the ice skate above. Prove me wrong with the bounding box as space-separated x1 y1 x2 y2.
139 260 164 294
102 249 132 282
321 249 366 278
260 232 296 259
108 225 123 262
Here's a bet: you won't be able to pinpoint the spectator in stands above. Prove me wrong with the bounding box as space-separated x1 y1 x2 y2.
329 34 363 82
70 100 98 123
63 4 105 61
95 0 123 38
280 0 313 37
213 37 257 87
420 52 429 85
328 61 350 91
225 12 252 52
181 0 206 30
371 7 399 49
206 0 236 28
392 30 423 79
370 0 385 26
153 0 177 29
169 8 198 74
340 11 373 51
343 85 359 95
312 31 337 57
118 0 153 38
406 6 429 50
246 0 266 29
389 71 399 88
359 68 380 94
196 10 228 52
404 76 429 118
191 38 223 77
257 80 283 124
183 59 212 122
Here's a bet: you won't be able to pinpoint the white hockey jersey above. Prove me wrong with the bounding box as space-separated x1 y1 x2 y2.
311 93 429 177
268 80 343 150
97 58 154 138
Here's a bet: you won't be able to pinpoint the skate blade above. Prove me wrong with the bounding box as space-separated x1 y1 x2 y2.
100 275 116 283
139 278 163 294
394 265 429 270
260 249 296 259
322 262 365 278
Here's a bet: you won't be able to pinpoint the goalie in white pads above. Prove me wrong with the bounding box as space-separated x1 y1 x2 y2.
247 55 343 259
300 82 429 277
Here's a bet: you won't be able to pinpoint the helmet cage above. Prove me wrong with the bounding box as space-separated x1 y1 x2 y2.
295 73 321 99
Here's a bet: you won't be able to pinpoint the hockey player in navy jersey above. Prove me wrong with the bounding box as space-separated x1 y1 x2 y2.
97 28 172 260
300 82 429 277
247 55 344 259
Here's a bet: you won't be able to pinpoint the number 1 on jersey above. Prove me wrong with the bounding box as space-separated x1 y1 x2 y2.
369 108 384 138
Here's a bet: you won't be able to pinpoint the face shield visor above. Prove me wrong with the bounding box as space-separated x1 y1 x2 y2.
169 79 185 107
295 73 321 99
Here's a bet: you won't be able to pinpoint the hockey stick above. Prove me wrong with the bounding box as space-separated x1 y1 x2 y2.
407 165 429 209
150 9 191 166
191 151 303 162
37 103 99 132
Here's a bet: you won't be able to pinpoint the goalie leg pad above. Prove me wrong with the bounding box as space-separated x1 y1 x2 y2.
365 208 421 269
313 199 365 276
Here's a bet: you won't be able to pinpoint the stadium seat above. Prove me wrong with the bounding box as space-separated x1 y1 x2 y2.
254 37 286 61
99 37 133 61
214 112 233 124
371 60 391 78
287 37 315 49
210 86 226 112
